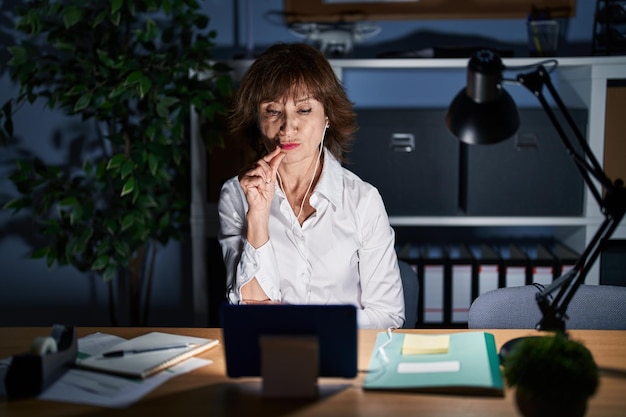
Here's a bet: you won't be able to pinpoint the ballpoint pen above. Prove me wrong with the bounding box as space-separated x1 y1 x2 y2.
101 343 198 358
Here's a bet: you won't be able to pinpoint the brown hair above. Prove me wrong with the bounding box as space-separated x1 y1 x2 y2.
228 43 357 163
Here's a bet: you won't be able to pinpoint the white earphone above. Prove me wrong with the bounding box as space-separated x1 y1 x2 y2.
325 117 330 129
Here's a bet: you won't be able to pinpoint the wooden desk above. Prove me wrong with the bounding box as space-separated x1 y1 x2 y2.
1 328 625 416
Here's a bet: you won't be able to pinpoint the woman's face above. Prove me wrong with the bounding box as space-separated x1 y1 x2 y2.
258 93 327 164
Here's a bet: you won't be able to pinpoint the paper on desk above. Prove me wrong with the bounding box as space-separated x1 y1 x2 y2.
38 332 212 408
39 357 210 408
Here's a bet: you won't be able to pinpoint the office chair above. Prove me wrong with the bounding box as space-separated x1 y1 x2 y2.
468 284 626 330
398 260 419 329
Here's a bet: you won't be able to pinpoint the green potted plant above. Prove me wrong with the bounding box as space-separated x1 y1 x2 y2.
503 334 599 417
0 0 232 325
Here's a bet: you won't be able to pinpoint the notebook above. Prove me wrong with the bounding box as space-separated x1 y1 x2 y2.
363 332 503 396
76 332 219 378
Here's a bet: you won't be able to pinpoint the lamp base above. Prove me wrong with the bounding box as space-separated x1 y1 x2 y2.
499 336 545 365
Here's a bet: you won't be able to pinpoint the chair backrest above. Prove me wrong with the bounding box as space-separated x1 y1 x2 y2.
468 284 626 330
398 260 419 329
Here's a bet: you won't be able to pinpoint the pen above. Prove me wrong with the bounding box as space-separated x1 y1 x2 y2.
101 343 197 358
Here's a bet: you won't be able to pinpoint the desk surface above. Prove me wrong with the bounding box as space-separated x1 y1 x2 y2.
1 327 625 417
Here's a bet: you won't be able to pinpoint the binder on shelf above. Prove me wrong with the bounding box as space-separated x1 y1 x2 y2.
397 242 420 265
446 244 476 324
420 244 448 325
550 242 580 278
492 243 529 288
468 244 502 297
520 243 557 286
397 242 423 323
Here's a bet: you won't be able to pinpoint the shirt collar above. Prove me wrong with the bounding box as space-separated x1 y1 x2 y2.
314 150 344 209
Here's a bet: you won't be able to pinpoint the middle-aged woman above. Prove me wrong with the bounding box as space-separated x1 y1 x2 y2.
217 42 404 329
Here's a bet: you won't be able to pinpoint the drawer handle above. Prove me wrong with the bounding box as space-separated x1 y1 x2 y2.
390 133 415 152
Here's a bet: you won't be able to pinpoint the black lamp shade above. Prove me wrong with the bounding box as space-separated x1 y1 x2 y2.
446 88 520 145
446 49 521 145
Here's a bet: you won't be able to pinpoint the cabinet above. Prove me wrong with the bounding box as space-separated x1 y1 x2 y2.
593 0 626 55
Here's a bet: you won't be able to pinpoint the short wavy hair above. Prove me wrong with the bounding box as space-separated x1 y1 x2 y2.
228 43 357 163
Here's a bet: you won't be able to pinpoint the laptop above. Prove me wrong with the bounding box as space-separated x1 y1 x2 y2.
220 303 358 378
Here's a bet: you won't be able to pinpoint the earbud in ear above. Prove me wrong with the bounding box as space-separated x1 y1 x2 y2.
325 117 330 129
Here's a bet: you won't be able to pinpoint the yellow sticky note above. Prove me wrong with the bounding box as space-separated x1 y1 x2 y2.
402 334 450 355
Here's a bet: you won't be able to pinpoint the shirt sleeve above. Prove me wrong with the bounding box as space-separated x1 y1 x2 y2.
356 188 405 329
217 177 281 304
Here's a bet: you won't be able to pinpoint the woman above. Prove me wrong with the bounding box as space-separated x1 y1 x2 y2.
217 43 404 329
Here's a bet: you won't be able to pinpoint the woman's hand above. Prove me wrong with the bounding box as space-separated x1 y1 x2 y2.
239 146 285 247
240 146 284 215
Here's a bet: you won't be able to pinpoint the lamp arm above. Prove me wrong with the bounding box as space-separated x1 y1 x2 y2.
541 70 610 189
536 215 621 332
517 66 612 205
515 65 626 332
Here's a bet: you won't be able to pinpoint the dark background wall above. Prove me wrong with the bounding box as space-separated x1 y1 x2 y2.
0 1 599 326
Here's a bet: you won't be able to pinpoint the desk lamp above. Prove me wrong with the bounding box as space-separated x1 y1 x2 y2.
446 49 626 357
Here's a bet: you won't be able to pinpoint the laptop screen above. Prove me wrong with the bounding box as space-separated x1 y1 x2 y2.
220 303 358 378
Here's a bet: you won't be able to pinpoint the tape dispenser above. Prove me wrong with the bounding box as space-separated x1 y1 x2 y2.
5 324 77 398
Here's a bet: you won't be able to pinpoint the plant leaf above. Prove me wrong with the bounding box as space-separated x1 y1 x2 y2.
32 247 49 259
74 93 92 112
103 264 117 281
121 177 135 196
107 153 126 170
121 159 133 179
138 75 152 98
92 255 109 270
63 6 83 28
3 198 30 213
111 0 124 15
121 213 134 231
148 153 158 176
125 70 143 85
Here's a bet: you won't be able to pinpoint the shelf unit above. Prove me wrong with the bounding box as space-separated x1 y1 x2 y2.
327 56 626 285
191 56 626 322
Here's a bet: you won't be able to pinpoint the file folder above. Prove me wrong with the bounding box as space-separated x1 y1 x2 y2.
397 242 423 323
397 242 420 263
520 243 557 286
446 244 475 324
492 244 529 288
363 332 504 396
399 243 448 325
550 242 580 278
469 244 502 297
421 244 448 324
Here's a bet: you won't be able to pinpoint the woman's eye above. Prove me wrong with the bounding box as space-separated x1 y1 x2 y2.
299 108 312 114
266 109 280 116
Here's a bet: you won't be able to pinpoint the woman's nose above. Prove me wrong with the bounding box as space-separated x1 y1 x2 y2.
280 115 297 135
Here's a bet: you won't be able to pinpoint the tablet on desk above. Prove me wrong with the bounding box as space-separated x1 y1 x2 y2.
220 303 358 379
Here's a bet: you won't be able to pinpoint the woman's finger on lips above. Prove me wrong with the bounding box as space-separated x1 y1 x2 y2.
262 146 281 163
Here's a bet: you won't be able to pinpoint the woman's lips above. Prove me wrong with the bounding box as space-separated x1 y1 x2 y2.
279 142 300 151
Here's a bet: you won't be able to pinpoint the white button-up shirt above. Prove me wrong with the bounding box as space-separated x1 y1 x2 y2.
218 150 405 329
